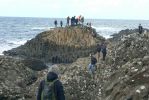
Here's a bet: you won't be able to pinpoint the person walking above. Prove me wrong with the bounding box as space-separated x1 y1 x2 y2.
96 42 107 61
101 42 107 61
37 72 65 100
88 53 97 75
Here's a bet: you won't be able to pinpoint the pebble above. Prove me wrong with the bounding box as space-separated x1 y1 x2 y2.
140 86 145 90
136 89 141 93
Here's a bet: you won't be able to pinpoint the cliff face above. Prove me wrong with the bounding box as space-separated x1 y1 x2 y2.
4 26 104 63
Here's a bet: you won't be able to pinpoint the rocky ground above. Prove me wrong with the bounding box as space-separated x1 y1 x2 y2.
1 26 149 100
0 56 38 99
104 30 149 100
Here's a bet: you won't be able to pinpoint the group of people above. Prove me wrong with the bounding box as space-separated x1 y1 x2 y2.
54 15 85 28
87 23 144 75
67 15 84 26
88 42 107 75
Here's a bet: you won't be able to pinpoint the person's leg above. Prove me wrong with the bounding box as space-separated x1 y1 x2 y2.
91 65 96 74
88 63 92 74
91 65 96 79
103 52 106 61
97 52 100 62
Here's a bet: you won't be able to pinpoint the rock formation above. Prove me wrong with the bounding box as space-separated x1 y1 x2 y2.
46 29 149 100
1 27 149 100
4 26 104 63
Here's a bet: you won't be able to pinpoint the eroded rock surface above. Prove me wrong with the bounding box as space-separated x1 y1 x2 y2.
104 29 149 100
1 28 149 100
4 26 104 63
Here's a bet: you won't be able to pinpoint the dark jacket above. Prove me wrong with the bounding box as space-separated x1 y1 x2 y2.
60 21 63 25
101 45 107 54
97 44 101 52
138 25 143 33
91 57 97 65
37 72 65 100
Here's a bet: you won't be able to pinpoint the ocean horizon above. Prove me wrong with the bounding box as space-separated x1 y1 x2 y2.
0 17 149 55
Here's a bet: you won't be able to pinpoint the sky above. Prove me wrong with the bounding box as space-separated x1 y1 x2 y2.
0 0 149 20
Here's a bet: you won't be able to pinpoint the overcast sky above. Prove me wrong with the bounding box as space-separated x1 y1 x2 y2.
0 0 149 20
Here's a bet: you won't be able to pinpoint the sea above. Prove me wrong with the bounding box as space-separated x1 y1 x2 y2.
0 17 149 55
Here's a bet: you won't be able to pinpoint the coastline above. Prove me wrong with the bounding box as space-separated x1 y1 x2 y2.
1 22 149 99
1 17 149 56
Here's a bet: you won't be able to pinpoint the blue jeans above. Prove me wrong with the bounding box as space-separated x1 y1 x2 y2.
88 63 96 74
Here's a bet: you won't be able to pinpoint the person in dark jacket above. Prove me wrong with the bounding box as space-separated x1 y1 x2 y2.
138 24 143 34
101 43 107 61
37 72 65 100
88 54 97 74
54 20 58 27
96 42 107 61
60 21 63 27
67 16 70 26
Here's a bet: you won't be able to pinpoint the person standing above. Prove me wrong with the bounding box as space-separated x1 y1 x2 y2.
78 15 81 24
81 16 84 25
54 20 58 27
37 72 65 100
60 21 63 27
138 24 143 34
67 16 70 26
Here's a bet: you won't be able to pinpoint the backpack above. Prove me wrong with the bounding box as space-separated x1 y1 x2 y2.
41 79 58 100
101 45 107 53
91 57 97 65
